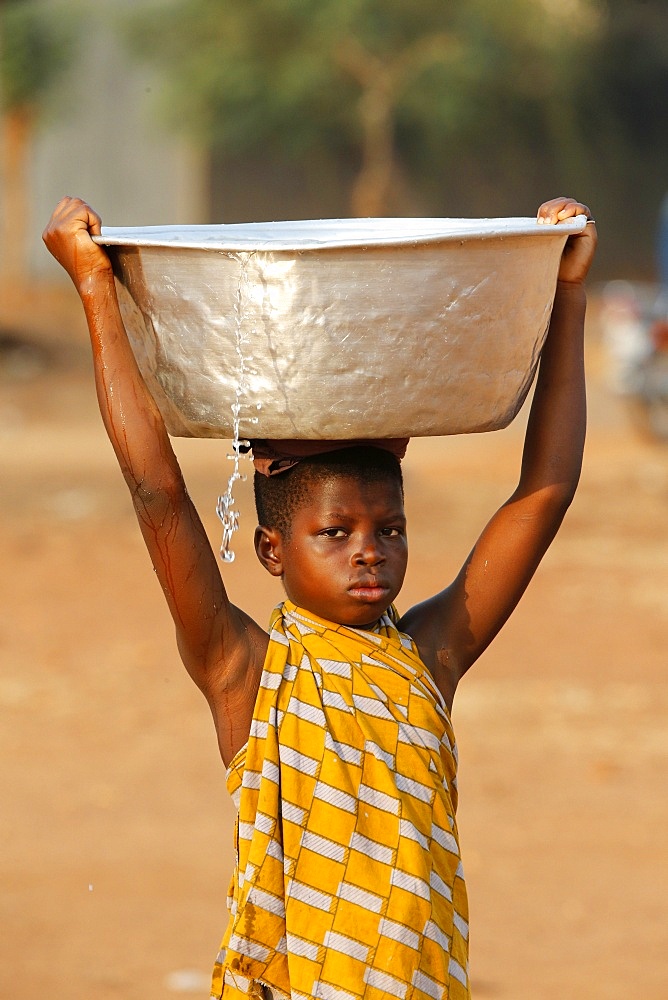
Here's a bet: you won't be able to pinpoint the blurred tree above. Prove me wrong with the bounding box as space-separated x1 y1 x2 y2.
0 0 72 284
587 0 668 151
125 0 600 217
577 0 668 275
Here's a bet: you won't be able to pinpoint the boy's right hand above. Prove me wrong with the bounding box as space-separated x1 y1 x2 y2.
42 196 113 293
536 196 597 286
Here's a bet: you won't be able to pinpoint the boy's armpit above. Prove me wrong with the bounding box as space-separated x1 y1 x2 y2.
195 607 269 767
398 590 461 709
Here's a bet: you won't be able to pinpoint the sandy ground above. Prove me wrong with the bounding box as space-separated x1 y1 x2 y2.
1 322 667 1000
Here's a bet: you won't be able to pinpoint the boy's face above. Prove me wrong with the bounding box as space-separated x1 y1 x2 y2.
258 473 408 627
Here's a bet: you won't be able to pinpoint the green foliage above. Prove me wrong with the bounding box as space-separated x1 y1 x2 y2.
124 0 668 261
126 0 347 153
585 0 668 148
126 0 599 162
0 0 73 111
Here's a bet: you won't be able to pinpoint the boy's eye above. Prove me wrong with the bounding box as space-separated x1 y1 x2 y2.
320 527 347 538
380 526 404 537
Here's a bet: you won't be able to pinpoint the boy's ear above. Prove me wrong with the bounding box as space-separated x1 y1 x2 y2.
254 525 284 577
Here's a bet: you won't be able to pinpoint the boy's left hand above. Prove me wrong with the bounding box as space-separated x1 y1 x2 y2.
537 196 597 285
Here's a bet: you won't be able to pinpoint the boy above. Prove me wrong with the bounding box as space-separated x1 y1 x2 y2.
43 196 596 1000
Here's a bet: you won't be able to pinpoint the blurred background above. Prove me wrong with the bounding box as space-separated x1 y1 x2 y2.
1 1 667 998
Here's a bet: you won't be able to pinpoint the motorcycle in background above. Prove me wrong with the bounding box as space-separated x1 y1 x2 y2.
600 280 668 442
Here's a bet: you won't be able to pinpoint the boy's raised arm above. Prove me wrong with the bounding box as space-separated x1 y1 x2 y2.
401 197 597 707
43 197 267 761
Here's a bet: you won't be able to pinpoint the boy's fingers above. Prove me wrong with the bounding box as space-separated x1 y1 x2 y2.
537 196 592 225
45 196 103 238
536 196 569 222
557 203 590 220
87 209 103 237
43 196 111 289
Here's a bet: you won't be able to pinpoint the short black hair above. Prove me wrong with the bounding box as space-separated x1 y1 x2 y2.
254 446 404 538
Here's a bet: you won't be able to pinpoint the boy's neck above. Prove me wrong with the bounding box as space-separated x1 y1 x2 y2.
285 599 386 633
354 619 383 631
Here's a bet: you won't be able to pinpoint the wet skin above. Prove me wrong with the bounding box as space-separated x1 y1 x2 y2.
262 475 408 628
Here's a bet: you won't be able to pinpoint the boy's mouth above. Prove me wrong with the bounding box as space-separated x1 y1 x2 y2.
348 580 390 602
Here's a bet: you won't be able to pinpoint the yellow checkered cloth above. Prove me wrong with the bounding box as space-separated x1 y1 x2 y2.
211 601 470 1000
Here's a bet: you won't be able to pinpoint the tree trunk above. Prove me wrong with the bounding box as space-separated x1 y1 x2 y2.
350 79 397 218
336 39 399 218
0 105 33 289
339 33 456 217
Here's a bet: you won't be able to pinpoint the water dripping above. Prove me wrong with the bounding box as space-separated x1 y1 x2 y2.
216 253 258 563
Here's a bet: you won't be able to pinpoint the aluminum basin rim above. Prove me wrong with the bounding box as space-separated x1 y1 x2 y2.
94 215 587 252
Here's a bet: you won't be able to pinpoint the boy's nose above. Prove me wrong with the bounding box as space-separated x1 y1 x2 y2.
352 537 384 565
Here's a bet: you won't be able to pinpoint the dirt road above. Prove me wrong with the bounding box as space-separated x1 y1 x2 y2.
1 330 667 999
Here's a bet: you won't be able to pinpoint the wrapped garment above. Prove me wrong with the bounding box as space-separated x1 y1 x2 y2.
211 601 470 1000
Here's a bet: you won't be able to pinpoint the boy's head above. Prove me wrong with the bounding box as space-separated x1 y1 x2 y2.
254 445 403 540
253 446 408 626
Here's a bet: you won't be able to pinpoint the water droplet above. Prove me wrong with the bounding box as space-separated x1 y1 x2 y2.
216 257 256 562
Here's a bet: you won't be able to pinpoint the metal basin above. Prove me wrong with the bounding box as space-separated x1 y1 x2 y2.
95 216 585 439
